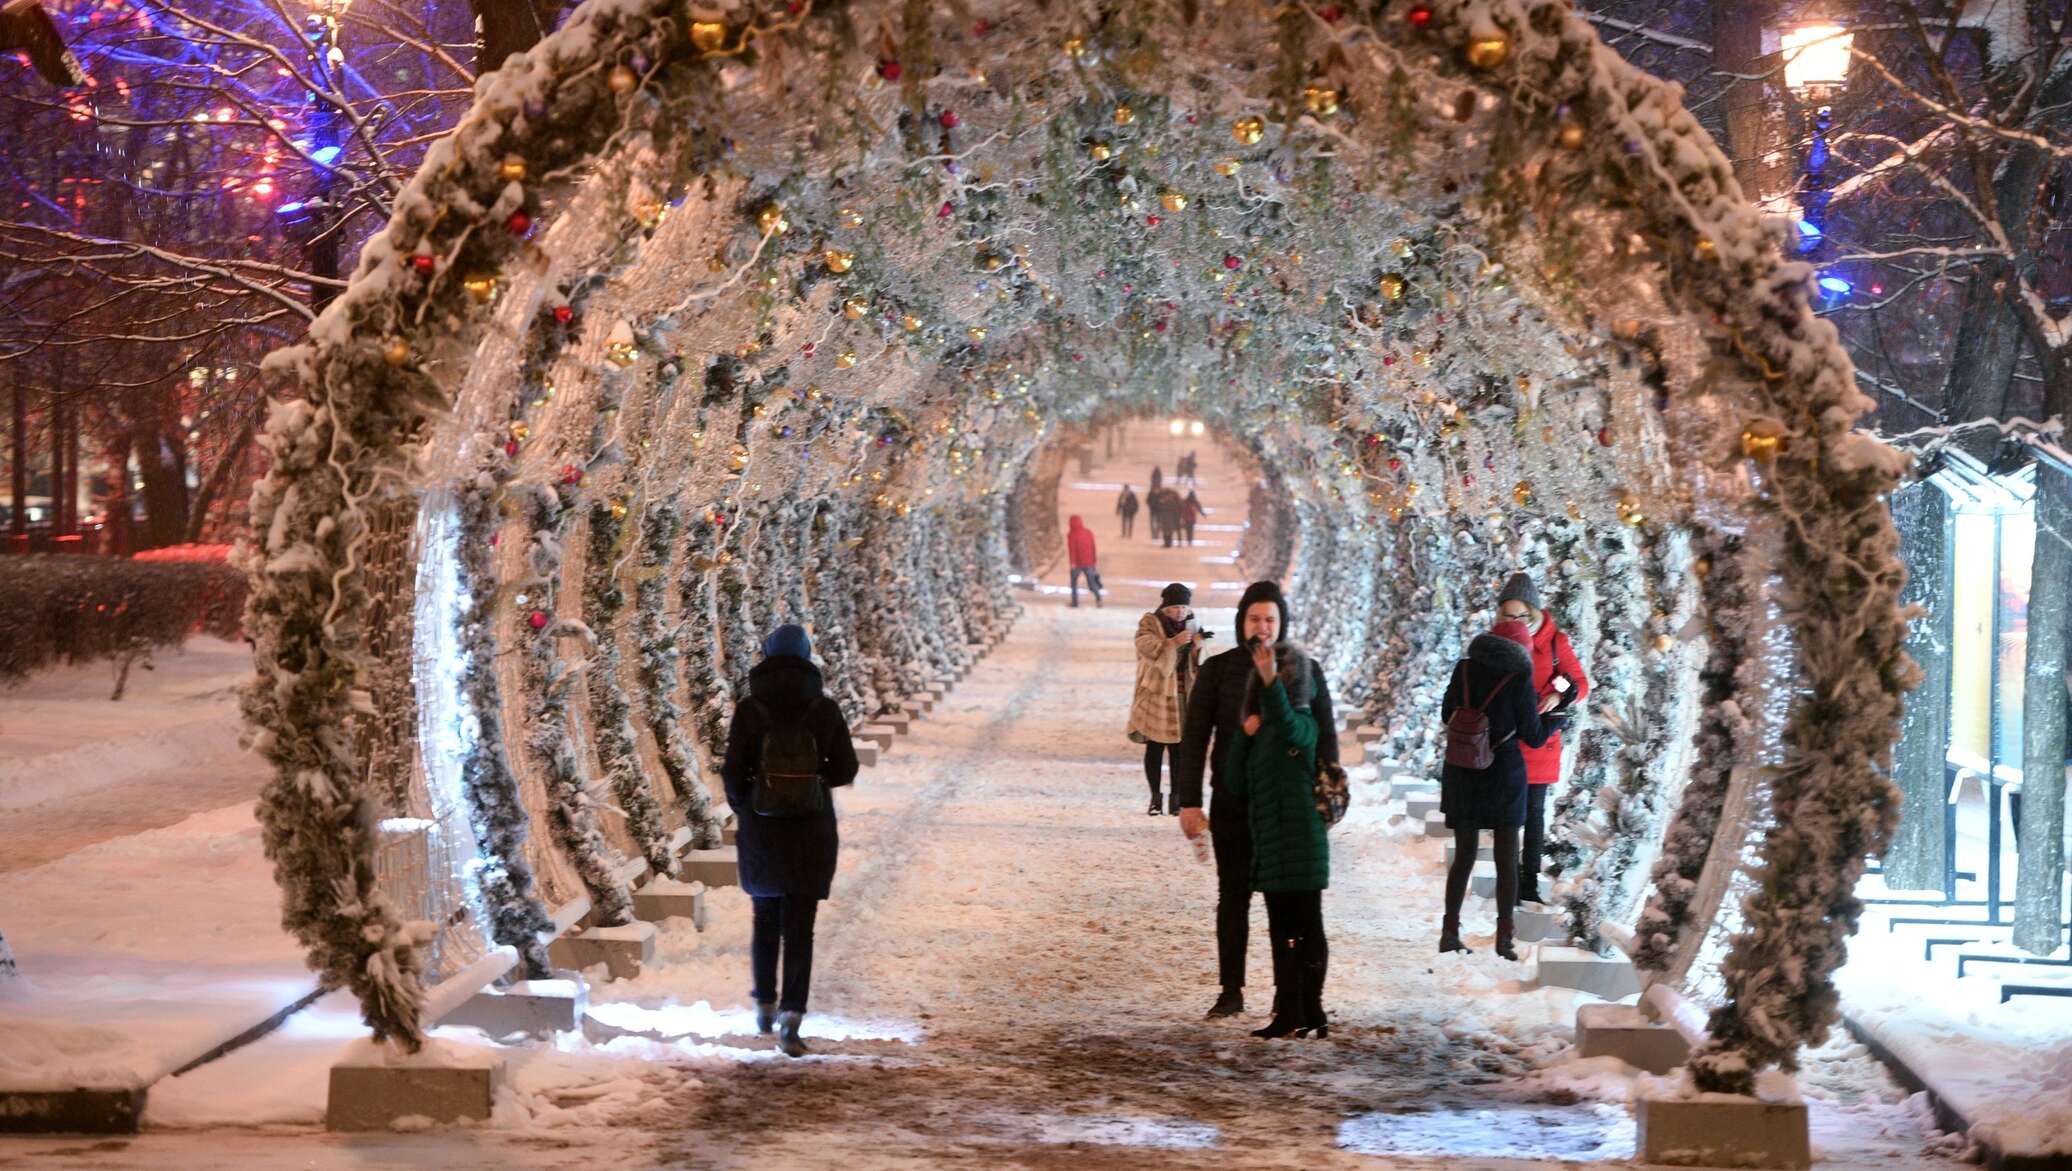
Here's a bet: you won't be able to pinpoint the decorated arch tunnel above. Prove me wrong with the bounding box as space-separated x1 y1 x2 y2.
241 0 1910 1099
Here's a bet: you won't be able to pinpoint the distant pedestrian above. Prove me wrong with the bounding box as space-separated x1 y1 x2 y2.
1437 618 1565 961
1117 485 1140 538
1129 583 1204 816
1183 491 1205 546
1495 573 1589 907
1150 464 1164 493
1067 515 1103 608
721 624 860 1057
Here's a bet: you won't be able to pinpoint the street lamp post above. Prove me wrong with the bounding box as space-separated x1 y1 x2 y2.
1779 23 1854 274
294 0 350 315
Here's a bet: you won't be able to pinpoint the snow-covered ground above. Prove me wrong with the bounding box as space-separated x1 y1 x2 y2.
0 431 1980 1166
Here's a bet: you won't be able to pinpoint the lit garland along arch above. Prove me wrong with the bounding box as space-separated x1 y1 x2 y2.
242 0 1914 1091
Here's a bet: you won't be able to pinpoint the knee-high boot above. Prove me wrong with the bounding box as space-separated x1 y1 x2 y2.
1250 937 1304 1039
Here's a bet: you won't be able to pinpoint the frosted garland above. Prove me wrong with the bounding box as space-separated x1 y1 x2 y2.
520 482 634 927
679 513 733 766
805 502 871 724
635 500 722 848
584 497 678 877
452 455 557 978
1635 534 1751 973
716 534 757 700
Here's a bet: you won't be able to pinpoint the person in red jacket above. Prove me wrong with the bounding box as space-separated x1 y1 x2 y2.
1067 515 1102 608
1496 572 1589 907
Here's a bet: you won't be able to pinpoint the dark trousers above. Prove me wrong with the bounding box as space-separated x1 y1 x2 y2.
750 895 820 1013
1211 796 1253 990
1120 512 1135 537
1183 520 1196 545
1069 566 1101 605
1445 826 1519 923
1520 784 1550 899
1143 741 1175 801
1263 889 1327 1011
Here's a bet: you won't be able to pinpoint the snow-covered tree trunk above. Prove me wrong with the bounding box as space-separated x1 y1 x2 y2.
2016 462 2071 955
679 513 733 767
1886 483 1953 892
636 500 722 850
585 498 676 878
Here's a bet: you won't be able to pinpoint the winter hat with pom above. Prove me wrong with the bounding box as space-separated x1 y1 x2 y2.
1234 580 1289 644
763 623 812 661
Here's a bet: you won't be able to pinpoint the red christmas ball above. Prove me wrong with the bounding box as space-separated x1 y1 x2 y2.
506 210 532 235
551 305 573 325
1388 457 1402 471
559 464 583 485
1146 215 1162 227
973 18 990 35
504 439 520 457
1407 4 1434 28
489 532 501 547
940 109 960 129
1320 4 1344 21
938 201 954 218
1223 254 1241 270
528 610 548 630
1597 425 1614 447
412 254 435 274
877 59 902 81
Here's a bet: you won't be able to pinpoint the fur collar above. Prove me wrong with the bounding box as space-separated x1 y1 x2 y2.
1466 632 1533 675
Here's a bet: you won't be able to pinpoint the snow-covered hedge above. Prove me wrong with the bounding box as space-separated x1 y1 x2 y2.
1 554 246 681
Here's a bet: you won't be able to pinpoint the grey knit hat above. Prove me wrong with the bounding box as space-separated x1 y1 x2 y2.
1497 572 1541 611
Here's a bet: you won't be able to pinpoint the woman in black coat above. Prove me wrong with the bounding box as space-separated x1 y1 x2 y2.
1438 619 1563 961
720 624 858 1056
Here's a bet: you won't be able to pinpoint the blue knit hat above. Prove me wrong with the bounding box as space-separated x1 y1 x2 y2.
763 623 812 660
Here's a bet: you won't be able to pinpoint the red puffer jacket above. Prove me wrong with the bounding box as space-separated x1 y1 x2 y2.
1521 614 1589 784
1066 515 1098 569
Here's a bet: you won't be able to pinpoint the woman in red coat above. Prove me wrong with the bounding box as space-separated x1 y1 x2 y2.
1496 573 1588 907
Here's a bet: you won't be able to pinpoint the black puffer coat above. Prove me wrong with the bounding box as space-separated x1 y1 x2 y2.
720 655 859 899
1439 633 1557 831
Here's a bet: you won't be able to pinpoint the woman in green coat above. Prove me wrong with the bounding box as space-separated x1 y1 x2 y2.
1224 633 1330 1039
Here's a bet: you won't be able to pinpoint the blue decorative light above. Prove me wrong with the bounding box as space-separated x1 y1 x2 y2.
1795 219 1823 251
1817 274 1852 296
309 144 342 167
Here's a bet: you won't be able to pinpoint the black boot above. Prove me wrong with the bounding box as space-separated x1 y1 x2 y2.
756 1001 777 1035
1166 793 1179 816
1251 939 1304 1039
1204 987 1244 1018
1148 794 1164 816
1495 918 1518 962
1516 885 1545 908
1297 960 1329 1039
1439 913 1471 954
776 1010 809 1058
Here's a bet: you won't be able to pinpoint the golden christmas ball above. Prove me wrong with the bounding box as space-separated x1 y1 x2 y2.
1213 157 1241 177
967 325 988 342
1465 34 1511 70
1089 141 1113 162
689 20 726 52
1113 103 1136 126
1160 190 1188 212
1379 272 1407 302
1513 480 1534 506
836 206 864 228
1303 84 1340 117
605 342 638 369
756 203 790 235
824 248 855 273
1411 348 1430 367
1565 501 1583 521
1652 633 1676 654
509 421 531 441
902 314 923 332
1694 237 1718 261
1740 419 1788 461
835 351 857 369
842 296 869 320
1617 493 1646 526
1232 116 1265 145
377 338 409 366
979 251 1005 272
607 64 638 93
462 273 498 303
1694 556 1714 577
1389 237 1413 257
1557 122 1586 151
498 155 527 183
609 498 630 519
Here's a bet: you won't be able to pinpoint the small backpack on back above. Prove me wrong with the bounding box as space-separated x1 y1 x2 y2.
1444 668 1517 770
750 699 827 818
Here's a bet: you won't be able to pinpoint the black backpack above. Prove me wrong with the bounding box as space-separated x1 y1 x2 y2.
749 699 827 818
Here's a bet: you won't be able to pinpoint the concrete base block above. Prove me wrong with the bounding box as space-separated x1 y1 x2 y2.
547 922 657 981
1387 779 1439 802
1354 724 1385 744
1443 841 1495 866
856 725 896 750
1404 794 1441 822
855 743 879 768
1636 1094 1810 1169
1533 944 1642 1000
678 847 739 889
632 879 709 929
1577 1003 1689 1075
1423 811 1452 840
879 712 913 734
441 977 586 1037
1469 860 1498 900
1514 903 1562 943
0 1087 147 1134
327 1058 503 1131
720 819 738 846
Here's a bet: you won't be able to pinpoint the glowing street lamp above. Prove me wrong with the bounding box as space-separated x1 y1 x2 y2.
1777 22 1854 294
1189 420 1205 437
1169 418 1185 436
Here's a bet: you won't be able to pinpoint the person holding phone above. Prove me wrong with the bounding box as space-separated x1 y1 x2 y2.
1174 580 1339 1021
1495 573 1589 907
1129 583 1206 815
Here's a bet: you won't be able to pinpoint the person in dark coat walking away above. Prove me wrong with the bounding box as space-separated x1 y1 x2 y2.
1066 515 1102 607
1182 491 1205 546
1116 484 1140 539
1224 630 1332 1038
1175 580 1340 1019
1150 464 1164 493
720 624 860 1056
1496 573 1589 906
1438 619 1563 961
